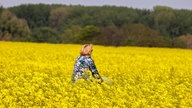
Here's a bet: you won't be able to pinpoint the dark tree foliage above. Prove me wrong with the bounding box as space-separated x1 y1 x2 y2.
122 23 171 47
0 6 4 14
64 6 140 28
0 4 191 48
8 4 53 29
95 26 126 46
31 27 60 43
0 10 31 41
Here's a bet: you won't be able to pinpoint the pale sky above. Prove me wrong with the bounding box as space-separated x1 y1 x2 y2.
1 0 192 10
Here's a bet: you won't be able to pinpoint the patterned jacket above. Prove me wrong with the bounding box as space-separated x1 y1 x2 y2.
72 55 100 82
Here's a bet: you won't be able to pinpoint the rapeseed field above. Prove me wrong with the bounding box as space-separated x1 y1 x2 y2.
0 41 192 107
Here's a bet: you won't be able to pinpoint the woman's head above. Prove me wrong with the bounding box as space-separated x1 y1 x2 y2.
80 44 93 56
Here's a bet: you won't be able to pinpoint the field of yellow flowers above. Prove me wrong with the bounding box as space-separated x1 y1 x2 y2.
0 41 192 107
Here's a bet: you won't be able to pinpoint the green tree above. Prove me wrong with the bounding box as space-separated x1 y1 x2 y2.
0 6 3 14
9 4 52 29
169 9 192 37
96 26 125 46
61 25 82 43
76 25 100 43
152 6 175 37
31 27 60 43
122 24 171 47
49 7 71 31
173 34 192 49
0 10 31 41
64 6 140 27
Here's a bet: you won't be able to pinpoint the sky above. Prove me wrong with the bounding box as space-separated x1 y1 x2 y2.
1 0 192 10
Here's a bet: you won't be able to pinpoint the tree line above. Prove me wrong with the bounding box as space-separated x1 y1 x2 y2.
0 4 192 48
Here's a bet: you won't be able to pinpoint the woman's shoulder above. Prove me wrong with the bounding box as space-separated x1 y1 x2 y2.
76 55 90 60
85 55 92 59
85 56 94 62
81 55 92 60
77 55 92 59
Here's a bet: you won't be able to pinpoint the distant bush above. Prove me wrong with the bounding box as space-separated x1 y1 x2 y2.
0 10 30 41
31 27 60 43
173 34 192 49
122 24 172 47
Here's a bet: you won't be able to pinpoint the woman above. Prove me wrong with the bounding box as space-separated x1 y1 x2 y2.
72 44 103 83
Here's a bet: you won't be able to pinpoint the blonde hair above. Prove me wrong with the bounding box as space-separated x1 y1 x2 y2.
80 44 93 56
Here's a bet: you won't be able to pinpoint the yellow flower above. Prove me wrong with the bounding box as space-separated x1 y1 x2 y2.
0 41 192 107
